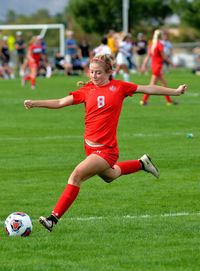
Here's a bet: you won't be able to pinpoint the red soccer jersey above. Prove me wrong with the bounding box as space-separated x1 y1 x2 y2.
28 43 42 65
149 41 164 76
70 79 138 147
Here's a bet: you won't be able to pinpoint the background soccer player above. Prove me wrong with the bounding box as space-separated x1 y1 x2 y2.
140 29 176 105
24 54 187 232
22 36 42 89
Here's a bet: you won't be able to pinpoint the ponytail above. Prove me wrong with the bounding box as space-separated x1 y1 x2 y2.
151 29 162 54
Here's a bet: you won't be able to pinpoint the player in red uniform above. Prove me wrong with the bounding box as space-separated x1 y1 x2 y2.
24 54 187 232
22 36 42 89
140 29 175 105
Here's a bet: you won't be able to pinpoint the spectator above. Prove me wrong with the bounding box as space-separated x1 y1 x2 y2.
36 35 52 78
0 36 14 79
65 30 78 64
71 54 84 75
15 31 26 75
54 52 83 76
192 54 200 76
79 38 90 74
0 65 4 79
162 30 173 72
7 34 15 66
54 52 70 74
135 32 148 73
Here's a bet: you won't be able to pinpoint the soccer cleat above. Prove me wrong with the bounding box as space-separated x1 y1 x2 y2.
140 100 148 106
139 154 160 179
166 100 179 106
39 216 55 232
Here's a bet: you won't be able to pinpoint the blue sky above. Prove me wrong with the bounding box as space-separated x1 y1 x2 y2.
0 0 69 20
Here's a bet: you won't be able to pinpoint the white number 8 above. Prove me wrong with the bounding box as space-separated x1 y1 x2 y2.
97 96 105 108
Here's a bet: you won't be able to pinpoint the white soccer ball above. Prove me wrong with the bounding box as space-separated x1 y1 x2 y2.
4 212 33 237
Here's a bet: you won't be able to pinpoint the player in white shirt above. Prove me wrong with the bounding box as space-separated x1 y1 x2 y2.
114 34 133 82
93 36 111 56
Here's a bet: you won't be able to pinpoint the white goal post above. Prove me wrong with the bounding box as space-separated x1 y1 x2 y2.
0 24 65 55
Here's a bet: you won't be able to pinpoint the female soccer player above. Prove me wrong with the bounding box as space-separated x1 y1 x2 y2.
22 36 42 89
140 29 176 105
24 54 187 232
114 34 134 82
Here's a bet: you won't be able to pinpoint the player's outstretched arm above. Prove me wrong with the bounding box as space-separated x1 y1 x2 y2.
24 95 74 109
136 84 187 96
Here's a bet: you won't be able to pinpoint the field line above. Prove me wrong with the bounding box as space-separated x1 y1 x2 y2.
68 211 199 221
0 132 197 142
1 211 200 224
186 92 199 97
0 135 82 141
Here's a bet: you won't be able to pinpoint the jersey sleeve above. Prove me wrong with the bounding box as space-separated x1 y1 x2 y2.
121 81 138 97
69 85 87 105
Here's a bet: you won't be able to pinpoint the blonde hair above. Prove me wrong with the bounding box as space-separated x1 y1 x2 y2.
29 36 37 46
91 54 116 72
77 54 116 86
151 29 162 54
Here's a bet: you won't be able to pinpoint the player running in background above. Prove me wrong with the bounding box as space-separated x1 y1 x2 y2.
22 36 42 89
113 34 134 82
24 54 187 232
140 29 176 105
92 36 111 56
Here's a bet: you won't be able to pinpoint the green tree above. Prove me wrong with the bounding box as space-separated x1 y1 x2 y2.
169 0 200 29
68 0 123 34
130 0 173 26
68 0 173 34
31 9 53 23
6 10 17 23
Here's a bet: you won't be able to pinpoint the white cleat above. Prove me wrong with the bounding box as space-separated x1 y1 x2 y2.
139 154 160 179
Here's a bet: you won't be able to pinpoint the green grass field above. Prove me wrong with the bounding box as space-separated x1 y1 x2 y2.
0 69 199 271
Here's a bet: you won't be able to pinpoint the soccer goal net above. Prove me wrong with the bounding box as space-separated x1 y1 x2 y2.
0 24 65 56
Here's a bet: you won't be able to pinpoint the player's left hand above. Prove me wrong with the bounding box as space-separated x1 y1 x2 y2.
176 84 187 95
24 100 33 109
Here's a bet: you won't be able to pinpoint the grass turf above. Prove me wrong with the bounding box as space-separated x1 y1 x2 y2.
0 69 199 271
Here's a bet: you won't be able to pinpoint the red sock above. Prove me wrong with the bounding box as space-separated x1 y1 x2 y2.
116 160 142 175
52 184 80 219
165 95 172 103
30 77 35 87
143 94 150 103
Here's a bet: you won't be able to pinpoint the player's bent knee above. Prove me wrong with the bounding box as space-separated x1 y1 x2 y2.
98 174 113 183
69 168 83 186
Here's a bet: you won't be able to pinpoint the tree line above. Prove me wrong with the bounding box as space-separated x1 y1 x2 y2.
1 0 200 47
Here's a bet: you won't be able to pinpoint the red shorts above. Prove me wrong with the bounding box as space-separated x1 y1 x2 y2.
84 142 119 167
152 63 163 77
28 60 39 70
